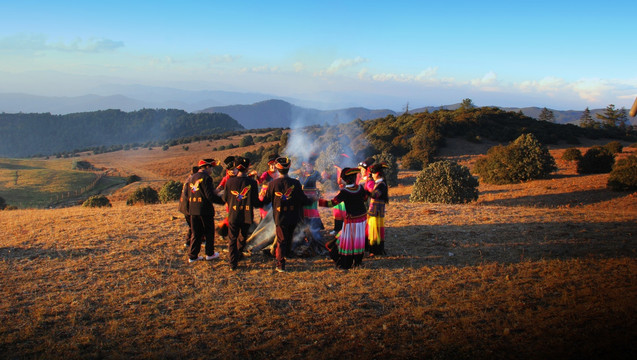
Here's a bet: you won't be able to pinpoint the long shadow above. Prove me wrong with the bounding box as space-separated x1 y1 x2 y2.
0 162 41 170
0 246 108 261
479 188 630 208
361 220 637 270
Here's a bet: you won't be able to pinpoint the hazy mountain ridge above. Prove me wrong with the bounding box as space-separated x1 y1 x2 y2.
198 99 397 128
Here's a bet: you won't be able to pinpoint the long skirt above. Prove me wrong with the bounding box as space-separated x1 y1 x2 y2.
367 215 385 255
336 214 366 269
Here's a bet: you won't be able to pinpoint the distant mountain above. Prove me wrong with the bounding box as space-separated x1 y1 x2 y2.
0 109 243 157
198 99 397 129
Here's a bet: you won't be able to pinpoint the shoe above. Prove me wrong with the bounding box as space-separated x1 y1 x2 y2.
205 252 220 260
275 267 285 273
188 256 204 263
329 230 336 235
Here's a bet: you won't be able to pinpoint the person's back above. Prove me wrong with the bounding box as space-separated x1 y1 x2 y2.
265 176 309 226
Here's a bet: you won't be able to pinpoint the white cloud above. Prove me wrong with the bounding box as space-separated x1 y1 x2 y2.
316 56 367 76
0 34 124 53
209 54 240 64
293 62 305 72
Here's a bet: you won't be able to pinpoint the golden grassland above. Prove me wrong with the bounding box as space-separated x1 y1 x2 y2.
0 139 636 359
0 158 101 208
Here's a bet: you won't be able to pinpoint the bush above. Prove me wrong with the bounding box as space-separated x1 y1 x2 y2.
0 196 6 210
373 152 399 187
126 186 159 205
126 174 142 184
82 195 112 208
159 180 183 203
474 133 557 184
410 160 478 204
607 155 637 191
240 135 255 147
562 148 582 161
603 141 623 155
72 160 93 170
577 146 615 174
162 145 169 151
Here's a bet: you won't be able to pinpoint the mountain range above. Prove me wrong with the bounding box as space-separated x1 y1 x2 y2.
1 86 634 129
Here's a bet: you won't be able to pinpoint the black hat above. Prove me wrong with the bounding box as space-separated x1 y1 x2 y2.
223 156 235 170
234 156 250 171
358 157 375 169
340 167 359 183
370 163 388 174
275 157 291 170
267 153 280 164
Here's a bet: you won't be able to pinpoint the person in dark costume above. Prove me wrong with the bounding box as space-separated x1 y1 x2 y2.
261 157 314 272
178 165 200 247
366 163 389 256
222 156 262 270
318 167 369 269
186 159 225 263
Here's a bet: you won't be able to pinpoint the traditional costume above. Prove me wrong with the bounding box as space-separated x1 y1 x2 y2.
222 156 262 270
261 157 314 272
319 167 369 269
367 163 389 256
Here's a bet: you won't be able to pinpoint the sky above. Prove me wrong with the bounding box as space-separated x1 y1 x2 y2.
1 0 636 112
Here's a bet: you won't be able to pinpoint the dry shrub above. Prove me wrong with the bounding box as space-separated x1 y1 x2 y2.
474 133 556 184
577 146 615 174
608 155 637 191
561 147 582 161
126 186 159 205
82 195 112 208
158 180 183 203
410 160 478 203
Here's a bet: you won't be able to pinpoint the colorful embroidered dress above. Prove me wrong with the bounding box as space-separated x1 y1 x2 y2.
367 178 388 255
319 184 368 267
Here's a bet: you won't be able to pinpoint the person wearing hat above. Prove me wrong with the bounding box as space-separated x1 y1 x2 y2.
257 153 280 220
367 162 389 256
297 153 327 251
186 159 225 263
358 157 376 193
318 167 370 269
178 165 200 247
216 156 237 239
261 157 314 272
222 156 262 270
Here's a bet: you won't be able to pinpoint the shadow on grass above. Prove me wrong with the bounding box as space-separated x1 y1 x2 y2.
479 188 630 208
0 246 108 261
363 219 637 270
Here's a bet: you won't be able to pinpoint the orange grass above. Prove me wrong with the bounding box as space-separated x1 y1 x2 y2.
0 140 636 359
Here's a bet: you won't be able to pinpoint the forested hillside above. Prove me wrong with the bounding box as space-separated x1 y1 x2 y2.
0 109 243 157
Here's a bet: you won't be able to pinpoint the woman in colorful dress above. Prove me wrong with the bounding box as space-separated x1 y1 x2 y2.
318 167 369 269
367 163 389 256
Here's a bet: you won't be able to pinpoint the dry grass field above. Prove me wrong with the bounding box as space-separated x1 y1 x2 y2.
1 138 636 359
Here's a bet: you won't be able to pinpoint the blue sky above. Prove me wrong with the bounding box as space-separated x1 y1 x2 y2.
1 0 636 111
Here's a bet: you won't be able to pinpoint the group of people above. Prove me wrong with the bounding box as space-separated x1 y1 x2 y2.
178 153 389 272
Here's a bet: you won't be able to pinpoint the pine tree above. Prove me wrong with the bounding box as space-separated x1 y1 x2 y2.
596 104 628 129
579 107 599 128
538 107 555 122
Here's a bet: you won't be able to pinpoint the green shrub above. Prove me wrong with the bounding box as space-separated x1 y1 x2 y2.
126 186 159 205
474 133 556 184
72 160 93 170
410 160 478 204
82 195 112 208
603 141 623 155
162 145 169 151
373 152 399 187
607 155 637 191
562 148 582 161
0 196 6 210
577 146 615 174
159 180 183 203
126 174 141 184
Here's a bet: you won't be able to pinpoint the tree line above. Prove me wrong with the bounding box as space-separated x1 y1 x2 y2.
0 109 244 157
